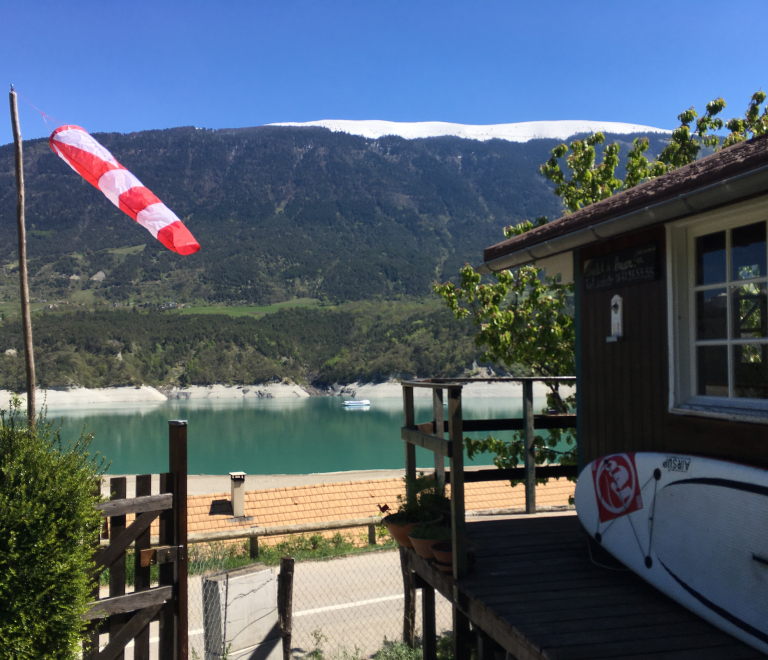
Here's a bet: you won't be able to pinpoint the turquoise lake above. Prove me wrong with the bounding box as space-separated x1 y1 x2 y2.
44 395 553 476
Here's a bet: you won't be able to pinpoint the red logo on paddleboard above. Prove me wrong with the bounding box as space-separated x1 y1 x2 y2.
592 453 643 522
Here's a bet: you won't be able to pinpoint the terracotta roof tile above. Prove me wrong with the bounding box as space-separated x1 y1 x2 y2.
185 476 574 536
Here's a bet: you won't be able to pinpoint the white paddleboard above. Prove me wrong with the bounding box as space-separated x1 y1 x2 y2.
575 452 768 653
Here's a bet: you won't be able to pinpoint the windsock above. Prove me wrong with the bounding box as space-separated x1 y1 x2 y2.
49 125 200 255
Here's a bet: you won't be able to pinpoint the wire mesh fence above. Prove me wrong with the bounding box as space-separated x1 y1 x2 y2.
186 534 453 659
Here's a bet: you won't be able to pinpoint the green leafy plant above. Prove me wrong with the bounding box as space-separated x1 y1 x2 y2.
408 522 451 541
0 397 105 659
387 472 449 525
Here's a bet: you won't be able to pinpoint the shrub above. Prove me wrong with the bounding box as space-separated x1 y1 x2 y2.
0 400 105 658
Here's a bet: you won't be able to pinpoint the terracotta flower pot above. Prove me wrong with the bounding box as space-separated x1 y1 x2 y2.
407 532 450 560
383 515 419 548
431 540 477 572
431 540 453 566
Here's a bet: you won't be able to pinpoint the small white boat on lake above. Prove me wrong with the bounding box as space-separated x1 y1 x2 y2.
342 399 370 407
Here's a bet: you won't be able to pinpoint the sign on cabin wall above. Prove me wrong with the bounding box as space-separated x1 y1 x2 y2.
583 242 658 291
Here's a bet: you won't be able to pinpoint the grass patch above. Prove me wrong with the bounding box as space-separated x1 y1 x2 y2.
104 244 146 256
100 528 396 586
176 298 327 317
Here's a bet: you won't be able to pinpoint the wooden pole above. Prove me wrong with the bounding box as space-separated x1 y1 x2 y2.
398 546 416 648
278 556 295 660
169 421 188 660
432 388 445 485
108 477 127 660
8 87 36 424
133 474 152 660
523 380 536 514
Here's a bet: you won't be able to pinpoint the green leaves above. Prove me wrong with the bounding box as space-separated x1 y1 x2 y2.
541 91 767 203
722 90 768 147
0 402 104 658
540 133 623 212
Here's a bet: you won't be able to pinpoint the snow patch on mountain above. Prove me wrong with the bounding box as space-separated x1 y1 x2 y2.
268 119 670 143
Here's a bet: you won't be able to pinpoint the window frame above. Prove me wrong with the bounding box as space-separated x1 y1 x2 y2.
668 196 768 421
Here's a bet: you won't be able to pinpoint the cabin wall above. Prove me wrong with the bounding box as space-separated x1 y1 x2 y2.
579 226 669 465
578 225 768 468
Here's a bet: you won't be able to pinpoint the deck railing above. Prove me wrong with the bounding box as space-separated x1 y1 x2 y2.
400 377 577 580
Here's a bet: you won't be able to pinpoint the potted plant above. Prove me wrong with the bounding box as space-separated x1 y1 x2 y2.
407 522 451 559
383 472 447 548
431 540 478 573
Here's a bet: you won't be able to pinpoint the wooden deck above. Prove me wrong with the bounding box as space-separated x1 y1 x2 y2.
406 513 767 660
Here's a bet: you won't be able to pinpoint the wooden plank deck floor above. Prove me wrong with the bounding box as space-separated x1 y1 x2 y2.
407 513 767 660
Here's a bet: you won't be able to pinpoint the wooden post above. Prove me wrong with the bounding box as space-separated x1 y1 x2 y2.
403 385 416 490
169 421 188 660
278 556 295 660
448 386 466 579
398 546 416 648
8 86 35 424
452 595 472 660
134 474 152 660
368 524 376 546
523 380 536 514
158 471 175 660
249 535 259 559
109 477 127 660
432 388 445 486
422 582 436 660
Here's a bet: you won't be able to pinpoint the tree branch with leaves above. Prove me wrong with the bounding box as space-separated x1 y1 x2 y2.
434 89 767 479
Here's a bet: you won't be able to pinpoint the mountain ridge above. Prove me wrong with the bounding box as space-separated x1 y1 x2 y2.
268 119 671 142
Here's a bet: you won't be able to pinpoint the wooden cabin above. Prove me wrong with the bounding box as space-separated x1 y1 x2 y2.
480 133 768 470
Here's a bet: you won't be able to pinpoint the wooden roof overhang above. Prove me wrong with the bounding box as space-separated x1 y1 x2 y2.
478 133 768 273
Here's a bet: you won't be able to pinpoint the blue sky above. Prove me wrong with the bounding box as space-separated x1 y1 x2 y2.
2 0 766 145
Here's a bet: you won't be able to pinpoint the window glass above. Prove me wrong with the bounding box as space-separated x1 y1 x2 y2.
697 345 728 396
732 222 766 280
733 344 768 399
696 231 726 285
731 283 768 339
696 288 727 340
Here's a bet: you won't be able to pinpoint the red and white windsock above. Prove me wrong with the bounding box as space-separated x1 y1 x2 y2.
49 125 200 255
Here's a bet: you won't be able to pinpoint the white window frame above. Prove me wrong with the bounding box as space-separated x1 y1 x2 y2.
668 195 768 422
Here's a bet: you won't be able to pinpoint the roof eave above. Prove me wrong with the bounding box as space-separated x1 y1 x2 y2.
476 162 768 274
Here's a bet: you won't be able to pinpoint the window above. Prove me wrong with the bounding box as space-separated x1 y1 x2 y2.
669 198 768 418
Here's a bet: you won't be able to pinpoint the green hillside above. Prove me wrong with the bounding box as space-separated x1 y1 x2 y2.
0 126 669 307
0 302 492 390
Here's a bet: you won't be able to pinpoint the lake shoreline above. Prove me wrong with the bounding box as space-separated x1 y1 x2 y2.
0 379 573 407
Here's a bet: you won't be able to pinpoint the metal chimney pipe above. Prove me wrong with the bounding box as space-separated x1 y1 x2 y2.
230 471 246 518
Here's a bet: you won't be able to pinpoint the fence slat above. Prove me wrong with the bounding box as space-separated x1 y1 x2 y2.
188 516 381 544
401 427 453 456
133 474 152 660
84 583 173 621
95 603 163 660
108 477 127 660
95 510 161 573
158 472 175 660
96 493 173 517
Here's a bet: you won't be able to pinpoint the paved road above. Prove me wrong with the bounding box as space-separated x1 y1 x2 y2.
98 548 450 659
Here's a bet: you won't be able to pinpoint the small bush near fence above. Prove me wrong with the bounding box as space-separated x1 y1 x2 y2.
0 401 104 659
296 631 459 660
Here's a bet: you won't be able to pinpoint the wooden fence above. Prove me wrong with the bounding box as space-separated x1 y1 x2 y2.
83 421 188 660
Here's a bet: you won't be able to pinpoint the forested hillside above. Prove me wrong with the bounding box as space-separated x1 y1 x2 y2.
0 126 669 305
0 303 491 390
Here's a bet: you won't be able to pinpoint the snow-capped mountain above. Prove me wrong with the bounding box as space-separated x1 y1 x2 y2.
268 119 670 143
